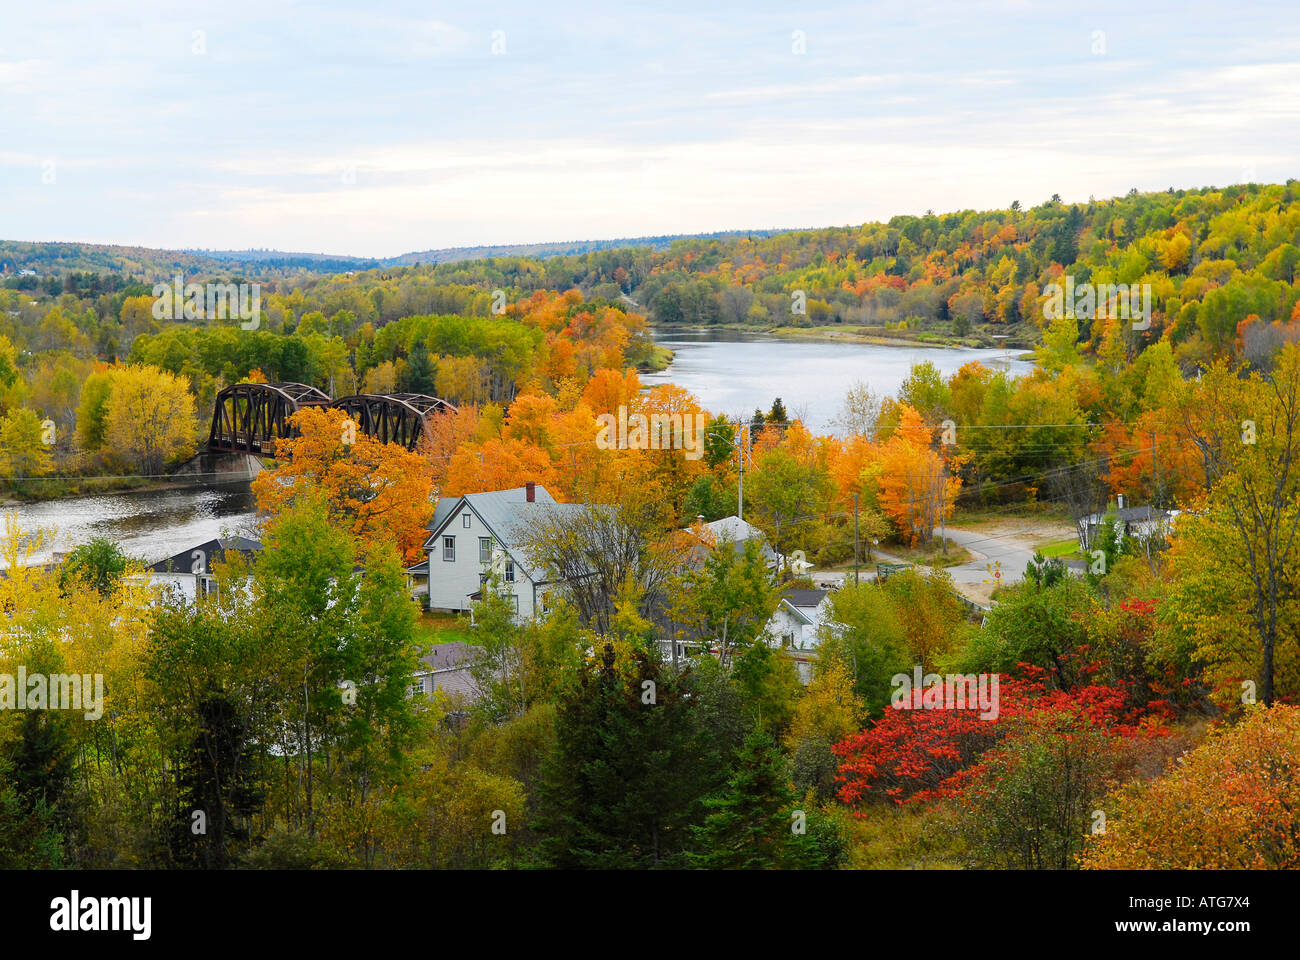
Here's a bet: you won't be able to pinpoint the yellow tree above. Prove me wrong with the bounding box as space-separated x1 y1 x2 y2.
102 365 197 475
1168 345 1300 705
0 408 54 479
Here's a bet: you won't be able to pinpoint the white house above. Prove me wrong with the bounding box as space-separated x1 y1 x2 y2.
1080 501 1179 549
417 482 586 620
680 515 778 569
135 536 262 605
765 588 833 684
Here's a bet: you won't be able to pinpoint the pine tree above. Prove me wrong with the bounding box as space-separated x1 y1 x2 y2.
401 341 437 395
535 643 712 868
689 730 795 869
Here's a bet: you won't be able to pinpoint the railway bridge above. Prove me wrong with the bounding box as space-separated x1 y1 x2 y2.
207 381 456 454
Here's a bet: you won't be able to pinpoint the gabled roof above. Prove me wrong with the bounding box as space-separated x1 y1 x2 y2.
418 641 478 672
423 485 589 583
782 588 828 609
147 537 262 574
682 515 777 564
775 598 816 626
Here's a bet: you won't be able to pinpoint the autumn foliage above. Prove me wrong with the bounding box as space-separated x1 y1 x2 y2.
834 678 1164 808
1082 706 1300 869
252 406 433 563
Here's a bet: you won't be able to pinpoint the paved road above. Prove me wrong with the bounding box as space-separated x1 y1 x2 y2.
941 526 1039 587
808 527 1045 599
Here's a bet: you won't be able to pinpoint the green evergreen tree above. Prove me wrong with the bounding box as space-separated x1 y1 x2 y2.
535 643 713 868
689 730 795 869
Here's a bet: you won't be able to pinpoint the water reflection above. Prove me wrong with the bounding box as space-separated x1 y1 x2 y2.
643 329 1035 433
5 484 261 567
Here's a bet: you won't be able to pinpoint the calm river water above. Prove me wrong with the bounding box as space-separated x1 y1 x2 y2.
6 484 261 568
5 330 1033 564
642 329 1035 433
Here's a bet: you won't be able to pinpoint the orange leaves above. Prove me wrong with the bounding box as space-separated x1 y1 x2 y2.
251 406 433 564
581 367 642 417
1082 706 1300 869
873 405 960 545
444 436 560 500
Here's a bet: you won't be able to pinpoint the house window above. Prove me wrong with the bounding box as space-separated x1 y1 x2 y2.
462 513 471 528
480 537 492 563
442 536 455 561
410 678 426 696
504 561 515 583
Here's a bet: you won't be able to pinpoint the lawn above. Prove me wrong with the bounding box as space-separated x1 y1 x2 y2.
879 537 975 569
1036 537 1082 559
412 610 477 649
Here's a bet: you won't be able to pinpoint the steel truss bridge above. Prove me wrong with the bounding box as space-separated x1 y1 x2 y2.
208 382 457 454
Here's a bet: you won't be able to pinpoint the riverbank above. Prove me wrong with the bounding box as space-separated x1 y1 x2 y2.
636 343 675 373
1 475 247 506
652 320 1039 354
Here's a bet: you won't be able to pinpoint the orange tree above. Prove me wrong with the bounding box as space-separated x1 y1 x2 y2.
252 406 433 564
1082 705 1300 869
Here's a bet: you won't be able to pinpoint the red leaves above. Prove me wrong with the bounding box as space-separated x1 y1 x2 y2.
833 678 1165 811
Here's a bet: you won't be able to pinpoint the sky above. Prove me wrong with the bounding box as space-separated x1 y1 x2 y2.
2 0 1299 258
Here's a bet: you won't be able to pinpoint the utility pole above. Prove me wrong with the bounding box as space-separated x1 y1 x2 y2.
736 422 746 522
853 493 860 585
1152 429 1159 502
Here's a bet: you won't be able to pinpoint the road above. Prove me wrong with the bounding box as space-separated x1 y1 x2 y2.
809 526 1061 605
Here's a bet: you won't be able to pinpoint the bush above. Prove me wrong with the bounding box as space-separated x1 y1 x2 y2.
1082 705 1300 869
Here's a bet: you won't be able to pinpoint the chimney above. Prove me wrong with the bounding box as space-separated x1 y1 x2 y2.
696 514 705 524
525 481 535 503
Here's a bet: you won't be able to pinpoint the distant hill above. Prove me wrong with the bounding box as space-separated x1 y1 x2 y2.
0 228 797 280
382 229 795 266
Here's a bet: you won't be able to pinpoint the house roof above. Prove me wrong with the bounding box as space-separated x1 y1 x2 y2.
418 641 477 672
1085 506 1176 524
147 537 262 574
683 515 777 562
424 485 589 583
414 642 483 702
429 667 478 701
782 588 828 609
775 598 816 626
704 515 767 543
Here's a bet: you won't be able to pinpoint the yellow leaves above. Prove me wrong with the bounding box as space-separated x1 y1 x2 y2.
1082 707 1300 869
100 363 197 474
786 656 863 749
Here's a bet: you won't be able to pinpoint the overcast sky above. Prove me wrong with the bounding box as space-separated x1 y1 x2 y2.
2 0 1299 257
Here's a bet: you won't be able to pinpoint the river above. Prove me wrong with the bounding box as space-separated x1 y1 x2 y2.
6 330 1033 564
5 484 261 568
643 328 1035 433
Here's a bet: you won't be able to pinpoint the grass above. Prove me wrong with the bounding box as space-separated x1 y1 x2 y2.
1036 537 1082 559
879 537 975 569
412 610 477 649
950 500 1073 527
